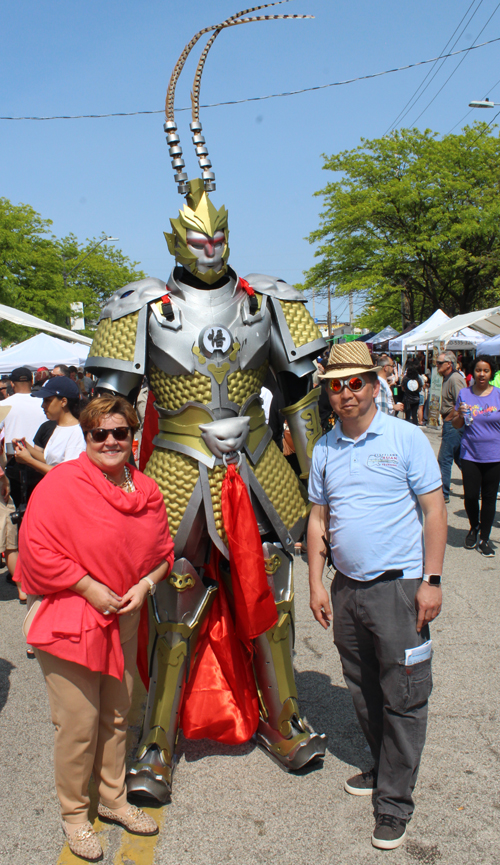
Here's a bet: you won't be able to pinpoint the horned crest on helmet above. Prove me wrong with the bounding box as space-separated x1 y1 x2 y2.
163 2 313 284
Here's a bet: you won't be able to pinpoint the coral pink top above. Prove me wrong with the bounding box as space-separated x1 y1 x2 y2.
16 452 174 679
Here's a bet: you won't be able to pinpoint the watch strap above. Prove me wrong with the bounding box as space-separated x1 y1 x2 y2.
422 573 441 585
141 576 156 595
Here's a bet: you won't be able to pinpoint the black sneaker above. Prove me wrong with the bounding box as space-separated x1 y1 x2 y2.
464 528 477 550
372 814 407 850
344 767 377 796
478 540 495 557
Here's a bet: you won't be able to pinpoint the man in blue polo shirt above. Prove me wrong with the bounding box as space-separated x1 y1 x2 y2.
308 342 447 851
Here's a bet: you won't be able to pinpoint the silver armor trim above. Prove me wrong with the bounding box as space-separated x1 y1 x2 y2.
93 369 143 397
244 273 305 302
100 277 166 322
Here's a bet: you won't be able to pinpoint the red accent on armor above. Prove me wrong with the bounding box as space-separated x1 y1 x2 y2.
161 294 170 303
139 390 159 473
238 277 255 297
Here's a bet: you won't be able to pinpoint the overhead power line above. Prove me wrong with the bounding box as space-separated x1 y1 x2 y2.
409 0 500 126
1 36 500 121
384 0 483 134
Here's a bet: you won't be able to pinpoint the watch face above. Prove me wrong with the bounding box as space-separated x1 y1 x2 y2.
427 575 441 585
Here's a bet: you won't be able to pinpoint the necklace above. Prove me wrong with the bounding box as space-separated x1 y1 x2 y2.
103 465 136 493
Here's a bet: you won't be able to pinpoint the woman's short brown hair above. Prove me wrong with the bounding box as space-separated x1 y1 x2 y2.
79 395 139 435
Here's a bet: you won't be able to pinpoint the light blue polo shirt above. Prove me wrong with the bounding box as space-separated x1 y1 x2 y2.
308 410 442 581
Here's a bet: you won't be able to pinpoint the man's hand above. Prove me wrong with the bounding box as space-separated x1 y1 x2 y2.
415 582 442 632
310 583 333 629
394 402 404 413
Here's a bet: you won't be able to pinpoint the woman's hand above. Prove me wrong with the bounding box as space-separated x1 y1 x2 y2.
117 579 150 616
73 575 124 615
13 442 32 466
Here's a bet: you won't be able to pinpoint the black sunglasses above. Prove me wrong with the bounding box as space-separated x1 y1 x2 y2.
87 426 131 443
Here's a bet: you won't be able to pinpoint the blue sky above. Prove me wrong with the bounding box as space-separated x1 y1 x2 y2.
2 0 500 326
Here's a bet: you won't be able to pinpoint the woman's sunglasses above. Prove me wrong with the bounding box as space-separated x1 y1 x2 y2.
87 426 131 443
329 376 367 393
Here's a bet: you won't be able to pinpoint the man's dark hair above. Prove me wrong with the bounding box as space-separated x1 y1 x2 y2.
54 364 70 376
364 371 379 385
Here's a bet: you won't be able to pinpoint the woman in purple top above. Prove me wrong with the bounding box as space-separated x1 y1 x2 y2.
452 355 500 556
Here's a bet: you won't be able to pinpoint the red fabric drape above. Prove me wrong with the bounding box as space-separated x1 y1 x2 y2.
17 453 174 679
220 464 277 647
180 465 277 743
180 549 260 744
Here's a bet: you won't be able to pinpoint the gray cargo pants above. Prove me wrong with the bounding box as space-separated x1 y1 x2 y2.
331 572 432 821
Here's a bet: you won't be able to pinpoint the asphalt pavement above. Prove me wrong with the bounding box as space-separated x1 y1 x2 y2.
0 425 499 865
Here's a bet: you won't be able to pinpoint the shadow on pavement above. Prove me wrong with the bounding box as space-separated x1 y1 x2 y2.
0 657 15 715
296 669 368 769
181 733 255 763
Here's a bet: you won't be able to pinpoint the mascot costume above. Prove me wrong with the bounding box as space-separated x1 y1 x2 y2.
86 1 327 804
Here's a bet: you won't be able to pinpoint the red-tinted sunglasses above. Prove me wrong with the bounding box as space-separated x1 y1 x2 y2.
329 376 367 393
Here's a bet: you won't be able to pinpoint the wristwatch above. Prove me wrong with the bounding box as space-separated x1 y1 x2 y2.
422 573 442 586
141 576 156 596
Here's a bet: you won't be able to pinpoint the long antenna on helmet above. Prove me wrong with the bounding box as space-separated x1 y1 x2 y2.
164 2 313 194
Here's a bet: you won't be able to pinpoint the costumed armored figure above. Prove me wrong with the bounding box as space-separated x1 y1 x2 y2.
86 3 327 804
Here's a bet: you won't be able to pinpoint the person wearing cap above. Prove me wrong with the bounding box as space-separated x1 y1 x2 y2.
31 367 51 393
0 368 46 507
13 377 86 475
307 341 447 851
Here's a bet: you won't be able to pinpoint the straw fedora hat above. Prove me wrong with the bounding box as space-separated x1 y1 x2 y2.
319 341 382 380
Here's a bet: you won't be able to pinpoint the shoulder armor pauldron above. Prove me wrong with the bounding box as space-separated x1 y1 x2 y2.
100 277 167 322
244 273 305 303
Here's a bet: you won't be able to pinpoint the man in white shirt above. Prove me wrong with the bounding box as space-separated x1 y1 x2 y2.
1 368 46 506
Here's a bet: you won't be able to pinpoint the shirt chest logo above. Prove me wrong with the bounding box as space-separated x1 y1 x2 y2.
367 453 399 469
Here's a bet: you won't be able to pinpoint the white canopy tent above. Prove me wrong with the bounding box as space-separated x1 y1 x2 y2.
476 334 500 356
0 333 90 373
0 302 92 346
388 310 450 353
407 306 500 347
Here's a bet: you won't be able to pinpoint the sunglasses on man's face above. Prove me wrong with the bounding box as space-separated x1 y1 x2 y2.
329 376 367 393
88 426 131 443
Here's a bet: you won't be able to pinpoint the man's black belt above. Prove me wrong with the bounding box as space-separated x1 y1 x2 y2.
337 569 404 584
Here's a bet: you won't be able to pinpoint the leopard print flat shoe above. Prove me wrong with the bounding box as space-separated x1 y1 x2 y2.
97 803 158 836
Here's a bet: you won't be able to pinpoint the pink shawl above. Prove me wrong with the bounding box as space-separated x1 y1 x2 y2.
16 452 174 679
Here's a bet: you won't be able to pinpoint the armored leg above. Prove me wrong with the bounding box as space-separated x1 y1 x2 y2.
127 559 217 803
254 543 327 770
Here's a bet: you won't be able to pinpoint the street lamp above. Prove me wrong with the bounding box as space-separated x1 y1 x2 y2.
468 98 498 108
62 235 119 290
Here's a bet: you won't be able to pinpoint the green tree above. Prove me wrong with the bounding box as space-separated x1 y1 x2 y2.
0 198 146 346
301 125 500 332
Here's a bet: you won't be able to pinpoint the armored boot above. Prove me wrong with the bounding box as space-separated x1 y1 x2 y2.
253 543 327 770
127 559 217 803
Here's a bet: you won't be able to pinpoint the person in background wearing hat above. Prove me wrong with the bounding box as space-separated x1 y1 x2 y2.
0 368 46 507
31 367 50 393
13 377 85 474
307 341 447 851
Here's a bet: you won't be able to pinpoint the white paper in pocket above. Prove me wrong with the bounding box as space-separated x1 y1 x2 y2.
405 639 432 666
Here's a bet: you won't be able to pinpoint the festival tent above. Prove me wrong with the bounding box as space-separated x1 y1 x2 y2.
408 306 500 347
0 302 92 346
388 310 449 352
477 333 500 355
371 325 399 344
0 333 90 373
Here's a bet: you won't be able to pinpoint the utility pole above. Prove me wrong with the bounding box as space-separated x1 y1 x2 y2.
348 291 354 328
312 286 315 321
327 284 332 337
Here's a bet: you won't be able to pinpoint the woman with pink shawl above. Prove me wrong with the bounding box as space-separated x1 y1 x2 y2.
16 396 174 862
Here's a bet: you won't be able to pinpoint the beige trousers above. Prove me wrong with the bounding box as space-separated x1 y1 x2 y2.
36 619 138 824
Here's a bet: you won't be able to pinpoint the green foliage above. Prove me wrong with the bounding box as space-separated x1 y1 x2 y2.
0 198 146 346
300 125 500 332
